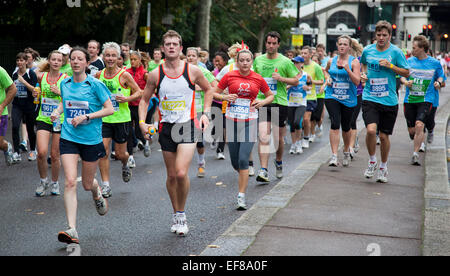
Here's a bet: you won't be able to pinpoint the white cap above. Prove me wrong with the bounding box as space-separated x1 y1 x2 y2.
58 45 71 55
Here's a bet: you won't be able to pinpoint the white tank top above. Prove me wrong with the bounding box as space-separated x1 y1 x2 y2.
156 62 196 123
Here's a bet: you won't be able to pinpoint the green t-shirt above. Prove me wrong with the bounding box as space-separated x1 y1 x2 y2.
195 66 215 113
253 53 299 106
303 61 325 100
0 66 13 116
60 63 73 77
148 60 164 72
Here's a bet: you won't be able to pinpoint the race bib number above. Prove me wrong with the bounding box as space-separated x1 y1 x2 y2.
288 92 303 107
14 81 28 98
369 78 389 97
110 94 120 112
226 98 257 120
332 82 350 100
409 69 434 97
264 78 278 95
65 100 89 125
161 100 186 112
41 98 60 117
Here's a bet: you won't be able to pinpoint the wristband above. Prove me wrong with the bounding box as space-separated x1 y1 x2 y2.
139 120 145 124
390 63 394 69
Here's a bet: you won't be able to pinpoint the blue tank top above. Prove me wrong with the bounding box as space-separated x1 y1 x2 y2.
325 55 358 107
287 72 308 107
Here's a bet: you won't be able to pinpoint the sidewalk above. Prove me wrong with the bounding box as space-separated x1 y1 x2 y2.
201 86 450 256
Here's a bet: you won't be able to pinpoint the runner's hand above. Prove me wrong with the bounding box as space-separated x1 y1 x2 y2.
434 81 441 89
50 111 60 122
378 59 391 68
140 122 153 141
200 114 209 132
405 80 413 88
50 85 60 95
224 94 238 102
116 94 127 103
71 115 86 128
272 71 281 81
251 99 264 109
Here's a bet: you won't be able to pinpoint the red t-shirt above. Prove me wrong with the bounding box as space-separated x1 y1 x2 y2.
218 70 270 121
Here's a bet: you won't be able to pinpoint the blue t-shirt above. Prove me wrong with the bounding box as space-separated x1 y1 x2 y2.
404 56 445 104
325 55 358 107
287 72 309 107
60 74 111 145
360 43 409 106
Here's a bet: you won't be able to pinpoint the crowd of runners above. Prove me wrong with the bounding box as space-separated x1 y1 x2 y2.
0 20 447 245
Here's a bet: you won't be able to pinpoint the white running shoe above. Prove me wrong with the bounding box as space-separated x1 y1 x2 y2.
93 182 108 216
256 169 269 183
309 134 315 143
4 142 14 166
51 181 60 196
419 142 426 152
216 151 226 160
28 150 37 161
342 152 351 167
364 161 378 178
376 168 388 183
12 152 22 164
175 213 189 236
273 160 283 179
302 139 309 149
237 195 247 210
127 156 136 168
295 142 303 154
289 144 296 154
248 165 255 176
316 125 323 137
36 179 49 197
411 153 420 166
329 155 338 167
171 214 179 233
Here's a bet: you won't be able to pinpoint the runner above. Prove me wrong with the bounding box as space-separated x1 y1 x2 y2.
360 21 409 183
212 51 229 77
324 35 360 167
253 31 299 182
126 50 149 168
401 35 445 166
0 66 17 166
349 39 364 157
87 40 105 76
96 42 142 198
213 47 274 210
186 47 217 178
301 46 325 148
11 52 38 163
51 47 114 245
148 48 164 72
58 44 73 76
121 43 132 69
138 30 213 236
34 50 69 196
287 56 312 155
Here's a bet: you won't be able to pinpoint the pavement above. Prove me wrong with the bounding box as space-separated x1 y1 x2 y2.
201 85 450 256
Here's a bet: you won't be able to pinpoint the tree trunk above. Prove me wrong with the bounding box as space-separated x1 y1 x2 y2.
122 0 143 49
195 0 212 50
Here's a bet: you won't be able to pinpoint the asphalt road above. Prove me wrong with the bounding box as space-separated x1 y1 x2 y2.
0 116 332 256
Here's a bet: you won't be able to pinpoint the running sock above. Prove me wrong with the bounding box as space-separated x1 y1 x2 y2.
380 162 387 169
369 155 377 163
102 181 110 187
249 161 254 167
40 177 48 183
304 137 309 140
413 152 419 156
238 193 245 198
197 153 205 166
275 160 282 166
261 168 268 172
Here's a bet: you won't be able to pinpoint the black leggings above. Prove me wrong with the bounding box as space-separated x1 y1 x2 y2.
350 94 362 130
11 106 36 153
288 106 306 133
325 99 355 132
226 119 257 171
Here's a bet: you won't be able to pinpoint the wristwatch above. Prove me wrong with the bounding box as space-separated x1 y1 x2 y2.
85 114 90 122
437 81 442 88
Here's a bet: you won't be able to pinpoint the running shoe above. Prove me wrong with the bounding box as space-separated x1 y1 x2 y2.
36 179 49 197
197 166 205 178
210 139 217 150
302 139 310 149
376 135 381 145
216 151 226 160
289 144 296 154
237 195 247 210
171 214 179 233
364 161 378 179
354 137 360 153
295 142 303 154
248 165 255 176
376 168 388 183
51 181 60 196
127 156 136 168
329 155 338 167
101 184 112 198
122 166 132 182
143 141 151 157
411 153 420 166
274 160 283 179
342 152 351 167
256 169 270 183
309 134 316 143
419 142 426 153
93 183 108 216
137 140 145 151
4 142 14 166
58 228 79 244
12 152 22 164
19 140 28 153
176 213 189 236
427 131 434 144
316 125 323 137
28 150 37 161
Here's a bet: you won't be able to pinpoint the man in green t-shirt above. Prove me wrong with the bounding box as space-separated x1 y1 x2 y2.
148 48 164 72
0 66 17 166
253 31 299 182
301 46 325 148
58 45 73 76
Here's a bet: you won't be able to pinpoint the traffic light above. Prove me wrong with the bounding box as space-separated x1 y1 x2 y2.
355 26 361 38
400 31 405 41
408 34 412 41
444 33 449 40
392 24 397 38
428 24 433 40
422 25 427 36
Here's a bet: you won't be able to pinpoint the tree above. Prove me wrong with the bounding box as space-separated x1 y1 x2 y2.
122 0 143 48
195 0 212 50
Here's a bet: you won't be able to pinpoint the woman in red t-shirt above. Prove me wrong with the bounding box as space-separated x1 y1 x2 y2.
213 49 274 210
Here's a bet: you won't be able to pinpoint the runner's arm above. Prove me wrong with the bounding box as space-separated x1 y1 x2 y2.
138 70 157 138
119 72 142 102
347 58 361 86
0 83 17 115
379 59 409 78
